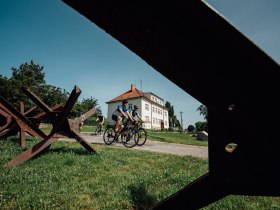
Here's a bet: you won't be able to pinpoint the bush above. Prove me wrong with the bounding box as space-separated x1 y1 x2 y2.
187 125 195 132
195 121 208 132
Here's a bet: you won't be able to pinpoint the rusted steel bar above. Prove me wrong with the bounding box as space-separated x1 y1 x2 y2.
4 85 97 168
71 107 97 133
46 86 96 153
22 87 53 114
0 108 12 133
62 1 280 208
0 98 47 139
24 105 37 117
34 104 64 119
50 85 81 134
4 135 56 168
19 101 26 147
0 104 63 140
70 129 96 152
0 124 18 139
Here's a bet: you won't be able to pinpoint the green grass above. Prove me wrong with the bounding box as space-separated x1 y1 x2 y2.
40 124 97 133
0 136 207 210
147 131 208 147
1 136 280 209
82 125 99 132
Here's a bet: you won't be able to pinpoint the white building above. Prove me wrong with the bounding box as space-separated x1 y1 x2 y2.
106 85 169 129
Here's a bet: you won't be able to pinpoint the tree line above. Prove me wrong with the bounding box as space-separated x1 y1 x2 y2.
0 60 102 124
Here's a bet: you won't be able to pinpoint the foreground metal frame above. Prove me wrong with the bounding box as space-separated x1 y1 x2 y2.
3 85 96 168
62 1 280 209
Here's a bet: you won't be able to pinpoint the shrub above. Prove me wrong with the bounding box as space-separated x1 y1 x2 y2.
195 121 208 132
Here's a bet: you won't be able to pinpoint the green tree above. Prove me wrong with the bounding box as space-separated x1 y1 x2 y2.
71 97 101 118
71 97 102 125
165 101 181 128
2 60 47 109
0 75 12 100
196 104 208 132
195 121 208 132
196 104 208 121
0 61 100 122
40 85 69 108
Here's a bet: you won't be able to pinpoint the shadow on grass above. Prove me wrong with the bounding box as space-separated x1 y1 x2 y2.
31 145 95 160
3 136 23 145
128 183 157 210
49 146 95 155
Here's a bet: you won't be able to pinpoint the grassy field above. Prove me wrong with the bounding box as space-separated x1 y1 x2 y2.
147 131 208 147
1 136 207 209
1 136 280 209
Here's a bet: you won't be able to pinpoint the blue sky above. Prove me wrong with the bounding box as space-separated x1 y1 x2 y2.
0 1 279 128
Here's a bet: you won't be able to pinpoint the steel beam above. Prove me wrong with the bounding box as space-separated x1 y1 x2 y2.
62 1 280 208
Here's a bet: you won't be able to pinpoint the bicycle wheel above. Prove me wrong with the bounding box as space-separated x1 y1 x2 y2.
103 127 115 145
94 125 99 135
121 127 139 148
137 128 147 146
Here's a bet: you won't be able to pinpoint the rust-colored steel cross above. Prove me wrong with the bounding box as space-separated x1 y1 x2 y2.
0 101 63 147
0 97 47 145
68 107 97 134
0 107 13 137
0 102 41 147
4 85 97 168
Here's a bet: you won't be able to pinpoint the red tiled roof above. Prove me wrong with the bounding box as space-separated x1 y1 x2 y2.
106 85 144 103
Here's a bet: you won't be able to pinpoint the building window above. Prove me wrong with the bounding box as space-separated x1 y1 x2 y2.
145 103 149 111
153 118 155 124
128 103 132 110
145 116 149 122
165 121 167 126
164 111 167 117
152 107 155 113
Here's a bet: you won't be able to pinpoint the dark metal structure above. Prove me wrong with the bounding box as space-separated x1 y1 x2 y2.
0 97 48 147
0 101 63 147
62 0 280 209
68 107 97 134
3 85 97 168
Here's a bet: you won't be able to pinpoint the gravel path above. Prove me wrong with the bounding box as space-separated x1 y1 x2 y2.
58 133 208 160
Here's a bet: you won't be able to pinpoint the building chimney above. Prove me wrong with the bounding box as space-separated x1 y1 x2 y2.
131 84 136 91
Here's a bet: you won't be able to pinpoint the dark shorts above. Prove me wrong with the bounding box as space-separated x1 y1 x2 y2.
112 114 119 122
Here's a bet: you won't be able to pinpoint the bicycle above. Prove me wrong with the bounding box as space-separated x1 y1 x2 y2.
133 121 147 146
94 123 103 135
103 119 139 148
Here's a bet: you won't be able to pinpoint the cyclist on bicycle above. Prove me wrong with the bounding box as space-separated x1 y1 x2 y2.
130 105 144 124
112 99 135 136
96 114 105 129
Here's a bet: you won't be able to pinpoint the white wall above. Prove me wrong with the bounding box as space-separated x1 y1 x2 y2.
141 99 152 129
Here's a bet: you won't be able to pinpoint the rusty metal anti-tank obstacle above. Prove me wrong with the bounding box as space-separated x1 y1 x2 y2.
1 85 97 168
0 101 64 147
